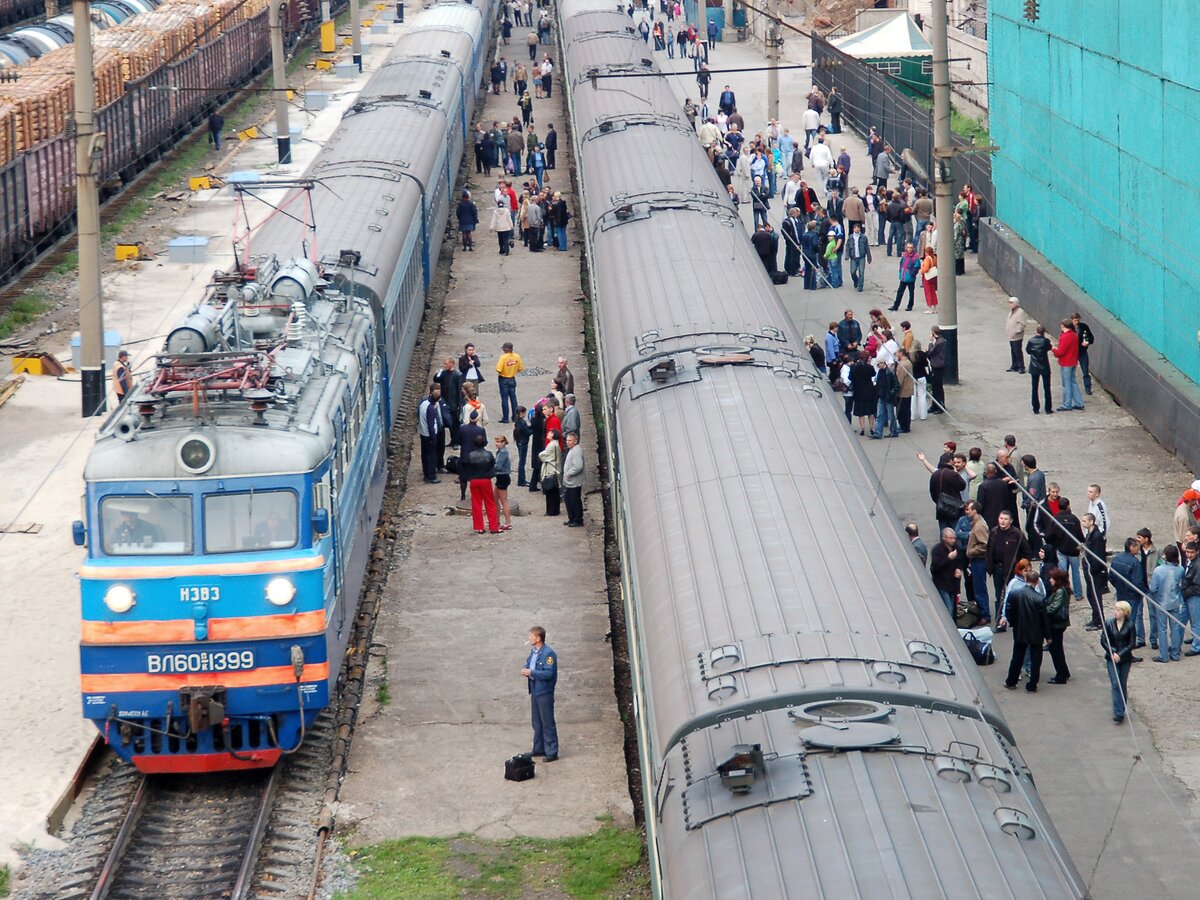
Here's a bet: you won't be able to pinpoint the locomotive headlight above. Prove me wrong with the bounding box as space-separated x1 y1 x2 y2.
104 584 137 614
265 577 296 606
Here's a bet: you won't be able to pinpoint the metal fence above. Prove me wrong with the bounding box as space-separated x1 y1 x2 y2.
810 36 994 214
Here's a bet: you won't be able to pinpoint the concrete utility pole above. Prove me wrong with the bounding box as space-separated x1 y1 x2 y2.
351 0 362 70
74 0 105 417
930 0 958 383
269 1 292 164
765 5 780 122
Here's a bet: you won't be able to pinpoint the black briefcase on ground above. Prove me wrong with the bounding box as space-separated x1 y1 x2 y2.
770 270 789 285
505 753 535 781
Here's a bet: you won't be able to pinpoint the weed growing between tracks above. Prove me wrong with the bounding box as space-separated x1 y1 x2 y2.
0 293 47 339
339 817 647 899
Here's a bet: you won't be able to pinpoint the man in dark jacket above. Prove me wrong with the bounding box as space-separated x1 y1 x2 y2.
718 85 736 115
457 410 488 500
417 385 443 484
1081 513 1108 629
751 223 775 273
827 87 843 133
544 123 558 169
836 309 862 355
1182 543 1200 656
1002 568 1050 692
986 510 1032 617
781 208 804 277
1110 537 1147 647
1021 454 1046 551
1071 312 1095 395
929 527 962 617
928 459 966 533
1048 496 1085 601
976 463 1011 529
208 111 225 150
1025 324 1054 414
434 357 464 449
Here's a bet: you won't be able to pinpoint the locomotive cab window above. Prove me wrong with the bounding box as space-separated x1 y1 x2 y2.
101 495 193 556
204 490 298 553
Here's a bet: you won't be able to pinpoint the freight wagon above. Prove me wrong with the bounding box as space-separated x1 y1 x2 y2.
0 0 342 287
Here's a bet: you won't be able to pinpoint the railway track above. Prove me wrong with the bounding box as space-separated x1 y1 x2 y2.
89 765 281 900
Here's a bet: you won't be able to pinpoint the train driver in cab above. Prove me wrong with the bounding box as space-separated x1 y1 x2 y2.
110 504 161 547
254 510 293 546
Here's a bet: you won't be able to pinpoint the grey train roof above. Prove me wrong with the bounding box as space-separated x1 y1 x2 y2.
559 0 1087 896
251 6 481 305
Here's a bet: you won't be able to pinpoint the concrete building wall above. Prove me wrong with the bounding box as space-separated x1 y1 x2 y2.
989 0 1200 386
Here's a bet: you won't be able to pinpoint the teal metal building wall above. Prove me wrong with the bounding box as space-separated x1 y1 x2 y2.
989 0 1200 384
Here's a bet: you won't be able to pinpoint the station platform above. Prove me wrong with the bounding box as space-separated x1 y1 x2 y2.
654 30 1199 898
0 5 428 871
335 39 634 843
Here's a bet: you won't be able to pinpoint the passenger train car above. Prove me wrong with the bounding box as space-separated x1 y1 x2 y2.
74 0 496 773
558 1 1088 896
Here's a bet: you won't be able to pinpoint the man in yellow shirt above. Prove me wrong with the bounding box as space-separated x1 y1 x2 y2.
496 341 524 423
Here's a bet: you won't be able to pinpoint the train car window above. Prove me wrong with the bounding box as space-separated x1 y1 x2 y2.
203 490 298 553
101 495 193 556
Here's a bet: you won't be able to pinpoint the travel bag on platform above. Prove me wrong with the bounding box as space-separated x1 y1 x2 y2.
505 753 535 781
770 270 789 285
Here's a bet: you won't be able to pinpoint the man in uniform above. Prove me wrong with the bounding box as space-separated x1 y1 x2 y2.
522 626 558 761
113 350 132 402
111 505 160 546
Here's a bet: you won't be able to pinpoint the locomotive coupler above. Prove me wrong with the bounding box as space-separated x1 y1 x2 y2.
180 686 227 734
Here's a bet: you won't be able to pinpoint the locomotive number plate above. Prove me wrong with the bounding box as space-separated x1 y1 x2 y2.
180 586 221 603
147 650 255 674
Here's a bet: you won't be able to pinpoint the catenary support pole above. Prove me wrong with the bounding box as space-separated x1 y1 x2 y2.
75 0 105 417
931 0 958 384
765 6 779 123
351 0 362 70
270 1 292 164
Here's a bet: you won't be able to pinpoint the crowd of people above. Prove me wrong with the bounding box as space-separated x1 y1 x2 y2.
686 81 985 297
418 348 586 533
460 21 571 260
909 430 1200 725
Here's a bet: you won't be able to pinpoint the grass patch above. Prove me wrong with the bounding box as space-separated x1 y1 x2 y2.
374 678 390 706
0 294 49 340
51 250 78 276
341 818 646 899
915 97 991 146
0 862 9 895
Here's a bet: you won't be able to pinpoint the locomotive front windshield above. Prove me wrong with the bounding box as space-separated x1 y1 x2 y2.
101 495 193 555
203 489 298 553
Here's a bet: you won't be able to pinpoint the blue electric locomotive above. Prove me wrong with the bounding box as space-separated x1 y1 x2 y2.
74 0 496 772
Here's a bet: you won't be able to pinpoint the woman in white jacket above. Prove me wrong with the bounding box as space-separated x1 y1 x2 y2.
489 200 513 255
